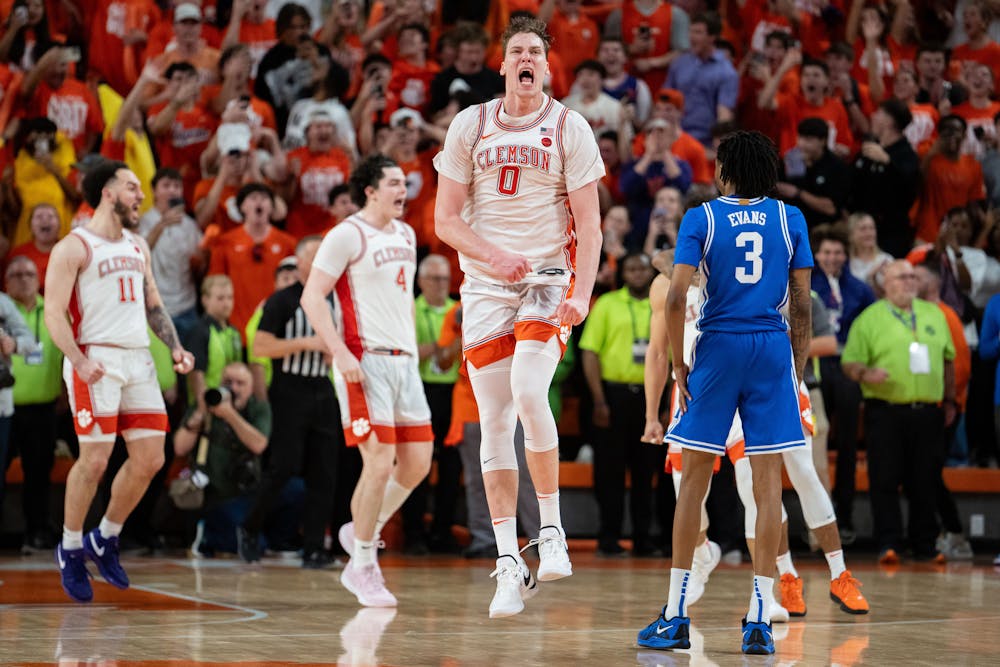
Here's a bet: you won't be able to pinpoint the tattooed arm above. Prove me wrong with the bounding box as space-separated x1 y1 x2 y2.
138 236 195 374
788 267 813 384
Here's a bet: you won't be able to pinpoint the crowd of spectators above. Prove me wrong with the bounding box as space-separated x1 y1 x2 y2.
0 0 997 563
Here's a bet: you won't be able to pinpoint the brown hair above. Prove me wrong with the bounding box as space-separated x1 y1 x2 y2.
501 16 552 55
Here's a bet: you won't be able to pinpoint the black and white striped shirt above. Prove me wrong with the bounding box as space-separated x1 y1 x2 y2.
258 282 334 381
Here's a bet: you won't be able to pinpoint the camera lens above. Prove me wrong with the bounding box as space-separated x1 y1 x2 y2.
204 388 227 406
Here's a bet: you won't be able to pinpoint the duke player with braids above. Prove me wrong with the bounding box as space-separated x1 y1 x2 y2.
301 154 433 607
434 16 604 619
45 160 195 603
637 131 813 655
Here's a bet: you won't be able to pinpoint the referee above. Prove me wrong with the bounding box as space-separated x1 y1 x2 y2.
238 235 342 568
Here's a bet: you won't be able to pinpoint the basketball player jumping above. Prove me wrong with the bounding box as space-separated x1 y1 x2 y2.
636 132 813 654
301 154 433 607
434 16 604 618
46 161 195 602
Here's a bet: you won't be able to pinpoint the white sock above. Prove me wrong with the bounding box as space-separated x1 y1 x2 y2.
99 517 123 539
373 477 413 538
776 551 798 578
694 538 712 562
665 567 691 618
537 491 562 532
748 575 774 624
825 549 846 580
492 516 519 558
62 527 83 550
354 538 377 567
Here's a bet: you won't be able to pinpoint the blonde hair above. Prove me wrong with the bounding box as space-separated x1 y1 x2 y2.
201 274 233 297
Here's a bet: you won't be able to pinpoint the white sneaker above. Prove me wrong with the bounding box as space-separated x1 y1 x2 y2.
489 555 538 618
686 540 721 607
937 532 974 560
769 599 790 623
340 561 397 607
532 526 572 582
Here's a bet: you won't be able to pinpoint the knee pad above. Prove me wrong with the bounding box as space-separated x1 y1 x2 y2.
783 444 837 529
510 339 559 452
469 358 519 473
479 437 519 473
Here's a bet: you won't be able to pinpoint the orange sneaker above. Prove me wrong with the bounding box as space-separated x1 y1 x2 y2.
830 570 869 614
878 548 899 565
779 573 806 617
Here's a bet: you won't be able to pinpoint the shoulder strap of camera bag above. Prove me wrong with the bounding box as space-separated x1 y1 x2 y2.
195 414 212 467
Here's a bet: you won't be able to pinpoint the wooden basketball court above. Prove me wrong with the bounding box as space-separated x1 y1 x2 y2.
2 549 999 666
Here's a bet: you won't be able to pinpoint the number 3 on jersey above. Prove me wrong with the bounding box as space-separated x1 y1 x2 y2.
735 231 763 284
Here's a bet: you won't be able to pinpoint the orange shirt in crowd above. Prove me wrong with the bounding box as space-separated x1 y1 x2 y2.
912 154 986 243
738 70 798 146
148 102 217 209
285 146 351 239
396 150 437 249
631 131 713 185
236 19 278 80
774 92 854 156
939 301 972 409
388 59 441 115
152 44 221 86
850 38 900 93
950 40 1000 86
28 78 105 156
547 9 601 83
439 303 477 446
621 1 674 91
200 86 277 132
906 103 939 156
8 242 51 291
88 0 161 96
193 178 241 234
952 101 1000 155
208 225 297 335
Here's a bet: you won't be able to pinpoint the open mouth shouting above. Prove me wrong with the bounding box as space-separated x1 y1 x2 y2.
518 68 535 87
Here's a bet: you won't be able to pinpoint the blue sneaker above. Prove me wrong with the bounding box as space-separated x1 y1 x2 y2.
56 544 93 602
741 617 774 655
83 529 129 589
637 606 691 649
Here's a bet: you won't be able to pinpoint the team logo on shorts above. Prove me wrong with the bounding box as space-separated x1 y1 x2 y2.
559 324 572 344
352 417 371 438
76 408 93 429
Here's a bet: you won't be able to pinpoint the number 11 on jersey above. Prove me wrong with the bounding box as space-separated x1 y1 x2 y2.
118 276 138 303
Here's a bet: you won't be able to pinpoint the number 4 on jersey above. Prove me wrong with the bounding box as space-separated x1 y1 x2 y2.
396 267 407 291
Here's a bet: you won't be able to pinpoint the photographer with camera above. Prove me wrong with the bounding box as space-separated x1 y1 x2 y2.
175 362 302 556
185 275 242 416
0 278 38 507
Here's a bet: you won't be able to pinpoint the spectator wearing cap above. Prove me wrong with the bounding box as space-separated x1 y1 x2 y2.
620 116 692 247
221 0 278 81
539 0 602 84
193 123 272 233
606 0 690 92
776 117 852 228
387 23 441 116
598 36 652 125
20 43 104 157
632 89 712 189
255 3 332 133
245 256 300 400
150 3 221 86
952 63 1000 156
148 61 218 209
663 12 737 145
138 168 204 343
428 23 503 115
758 56 854 157
382 107 442 252
912 114 986 245
563 60 627 140
11 117 77 247
893 67 940 156
7 203 58 292
851 99 921 258
207 183 297 335
282 110 352 239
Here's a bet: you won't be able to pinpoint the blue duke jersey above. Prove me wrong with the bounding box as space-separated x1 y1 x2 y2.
673 196 813 332
666 196 812 455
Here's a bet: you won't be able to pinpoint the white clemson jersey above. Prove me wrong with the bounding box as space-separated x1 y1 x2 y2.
433 95 605 286
682 284 702 366
69 227 150 349
313 215 418 357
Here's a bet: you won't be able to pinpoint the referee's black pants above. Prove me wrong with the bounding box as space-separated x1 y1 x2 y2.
863 399 942 556
593 382 665 550
245 376 341 554
5 401 57 536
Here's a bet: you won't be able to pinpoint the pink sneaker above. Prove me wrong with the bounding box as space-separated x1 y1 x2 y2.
340 561 398 607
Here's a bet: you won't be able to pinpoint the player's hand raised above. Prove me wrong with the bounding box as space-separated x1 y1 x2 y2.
74 357 106 384
642 418 664 444
555 294 590 325
334 349 365 383
488 249 531 283
673 362 693 413
173 349 195 374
